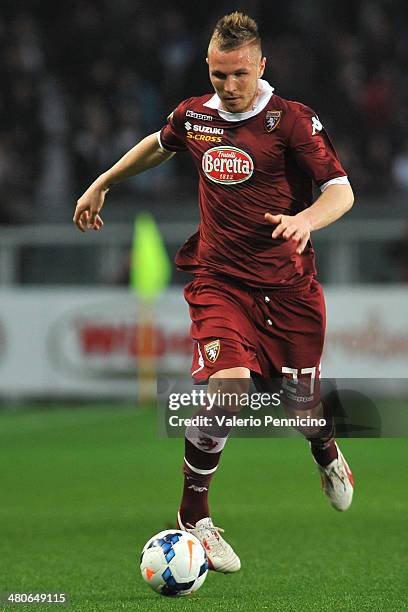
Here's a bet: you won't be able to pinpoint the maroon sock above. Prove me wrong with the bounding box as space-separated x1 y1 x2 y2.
179 402 236 526
310 439 338 466
309 395 337 466
179 439 222 526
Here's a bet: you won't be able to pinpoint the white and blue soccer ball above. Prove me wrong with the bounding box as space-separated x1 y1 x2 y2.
140 529 208 597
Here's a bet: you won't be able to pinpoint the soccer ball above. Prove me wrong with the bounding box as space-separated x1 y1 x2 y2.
140 529 208 597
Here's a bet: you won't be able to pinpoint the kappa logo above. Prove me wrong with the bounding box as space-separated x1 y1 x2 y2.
265 110 282 132
311 116 323 135
204 339 220 363
188 484 209 493
186 109 213 121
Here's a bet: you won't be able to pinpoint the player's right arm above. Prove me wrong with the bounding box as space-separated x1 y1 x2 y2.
73 132 174 232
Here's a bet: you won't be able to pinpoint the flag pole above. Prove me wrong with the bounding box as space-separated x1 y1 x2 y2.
130 212 171 405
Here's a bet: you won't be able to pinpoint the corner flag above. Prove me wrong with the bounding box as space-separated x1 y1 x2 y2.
130 212 171 300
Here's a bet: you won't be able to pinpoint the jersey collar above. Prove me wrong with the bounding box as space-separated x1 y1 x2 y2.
203 79 274 122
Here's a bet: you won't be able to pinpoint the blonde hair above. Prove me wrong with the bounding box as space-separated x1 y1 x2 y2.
209 12 261 52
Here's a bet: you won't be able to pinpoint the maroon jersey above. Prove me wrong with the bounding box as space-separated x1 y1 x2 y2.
159 80 347 288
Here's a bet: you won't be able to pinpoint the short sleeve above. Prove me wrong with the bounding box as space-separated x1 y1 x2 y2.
289 109 347 188
159 103 188 152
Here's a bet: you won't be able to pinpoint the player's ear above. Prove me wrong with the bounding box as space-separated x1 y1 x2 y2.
206 57 209 65
259 56 266 77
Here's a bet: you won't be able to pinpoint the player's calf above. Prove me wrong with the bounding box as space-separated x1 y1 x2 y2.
179 402 234 526
179 369 250 526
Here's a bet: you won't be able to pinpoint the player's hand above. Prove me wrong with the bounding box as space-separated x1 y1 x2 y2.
265 212 312 254
73 185 109 232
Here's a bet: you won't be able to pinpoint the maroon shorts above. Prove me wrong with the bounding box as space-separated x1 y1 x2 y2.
184 275 326 391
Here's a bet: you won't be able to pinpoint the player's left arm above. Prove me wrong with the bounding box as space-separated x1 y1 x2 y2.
266 109 354 254
265 183 354 255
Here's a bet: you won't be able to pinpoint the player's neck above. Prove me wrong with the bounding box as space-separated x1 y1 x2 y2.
248 87 261 111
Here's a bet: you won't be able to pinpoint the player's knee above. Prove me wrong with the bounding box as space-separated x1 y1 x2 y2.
208 368 251 413
185 424 228 453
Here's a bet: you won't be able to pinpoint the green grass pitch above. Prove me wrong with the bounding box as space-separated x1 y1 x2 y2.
0 405 407 611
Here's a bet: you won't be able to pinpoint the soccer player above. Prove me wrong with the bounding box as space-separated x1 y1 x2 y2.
74 12 355 574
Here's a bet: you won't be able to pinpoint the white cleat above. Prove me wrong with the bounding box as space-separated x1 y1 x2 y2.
177 512 241 573
316 443 354 512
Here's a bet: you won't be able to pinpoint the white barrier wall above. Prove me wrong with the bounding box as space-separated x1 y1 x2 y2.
324 287 408 377
0 287 407 398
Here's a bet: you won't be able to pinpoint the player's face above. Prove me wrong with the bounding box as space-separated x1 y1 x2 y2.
207 42 266 113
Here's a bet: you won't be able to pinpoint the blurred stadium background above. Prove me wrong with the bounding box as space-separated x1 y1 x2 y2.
0 0 407 399
1 1 408 610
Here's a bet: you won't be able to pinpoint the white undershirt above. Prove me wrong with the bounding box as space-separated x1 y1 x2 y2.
203 78 274 122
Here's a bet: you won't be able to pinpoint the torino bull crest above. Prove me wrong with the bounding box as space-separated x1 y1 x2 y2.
264 110 282 132
204 340 220 363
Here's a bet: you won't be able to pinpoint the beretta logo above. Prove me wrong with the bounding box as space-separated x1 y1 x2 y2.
202 146 254 185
